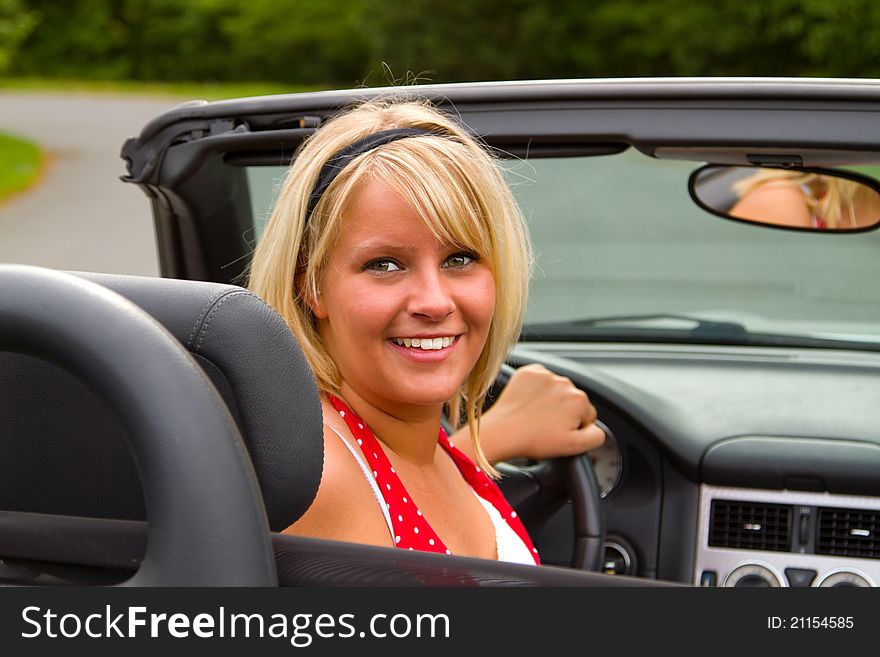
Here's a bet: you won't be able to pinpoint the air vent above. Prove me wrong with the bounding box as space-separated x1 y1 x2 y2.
817 507 879 560
709 500 791 552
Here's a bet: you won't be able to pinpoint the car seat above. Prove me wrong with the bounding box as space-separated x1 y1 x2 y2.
0 270 323 583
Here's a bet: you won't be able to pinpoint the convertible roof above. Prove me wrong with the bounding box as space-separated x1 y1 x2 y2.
131 77 880 143
119 77 880 281
122 77 880 184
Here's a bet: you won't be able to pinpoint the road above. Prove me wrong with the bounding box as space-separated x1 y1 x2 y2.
0 91 186 276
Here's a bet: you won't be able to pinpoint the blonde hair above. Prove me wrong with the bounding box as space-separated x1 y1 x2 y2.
248 98 532 477
734 169 875 229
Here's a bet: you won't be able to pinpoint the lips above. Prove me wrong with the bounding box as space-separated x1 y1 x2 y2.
390 336 457 350
386 334 461 363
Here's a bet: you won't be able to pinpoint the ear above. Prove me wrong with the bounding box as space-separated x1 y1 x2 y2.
296 273 327 319
310 290 328 320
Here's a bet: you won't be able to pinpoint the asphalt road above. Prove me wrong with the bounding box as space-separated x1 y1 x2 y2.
0 91 186 276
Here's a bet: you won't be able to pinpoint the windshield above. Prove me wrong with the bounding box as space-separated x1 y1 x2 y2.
246 148 880 348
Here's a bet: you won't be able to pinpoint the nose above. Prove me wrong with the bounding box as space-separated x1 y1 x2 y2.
407 269 455 320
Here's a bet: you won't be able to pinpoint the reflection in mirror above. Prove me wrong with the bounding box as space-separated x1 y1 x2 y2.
690 165 880 231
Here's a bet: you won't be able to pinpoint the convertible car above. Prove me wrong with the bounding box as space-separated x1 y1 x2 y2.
2 78 880 588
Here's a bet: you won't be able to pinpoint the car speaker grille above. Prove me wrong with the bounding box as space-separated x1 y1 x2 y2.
709 500 791 551
817 507 879 560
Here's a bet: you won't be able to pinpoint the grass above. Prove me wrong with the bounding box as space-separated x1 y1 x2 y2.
0 132 42 204
845 165 880 182
0 77 328 101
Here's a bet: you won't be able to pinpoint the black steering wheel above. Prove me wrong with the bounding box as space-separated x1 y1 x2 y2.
0 266 277 586
491 363 606 571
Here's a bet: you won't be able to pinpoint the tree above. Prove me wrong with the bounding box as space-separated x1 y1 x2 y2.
0 0 36 74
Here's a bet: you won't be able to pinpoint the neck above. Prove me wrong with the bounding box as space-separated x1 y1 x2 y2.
334 382 444 466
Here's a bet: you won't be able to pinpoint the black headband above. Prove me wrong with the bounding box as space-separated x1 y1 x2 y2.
305 127 438 222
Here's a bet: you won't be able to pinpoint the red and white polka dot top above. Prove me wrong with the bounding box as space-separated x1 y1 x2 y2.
327 394 540 565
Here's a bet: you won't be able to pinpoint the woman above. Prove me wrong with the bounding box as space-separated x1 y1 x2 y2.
249 98 603 564
731 169 880 230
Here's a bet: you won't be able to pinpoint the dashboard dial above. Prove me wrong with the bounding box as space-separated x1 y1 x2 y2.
588 419 622 498
816 570 873 587
724 563 783 587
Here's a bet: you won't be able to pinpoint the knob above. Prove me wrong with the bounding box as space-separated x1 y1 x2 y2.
724 563 783 587
815 570 872 587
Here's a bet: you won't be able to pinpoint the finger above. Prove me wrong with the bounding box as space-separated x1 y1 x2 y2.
578 398 597 428
574 422 606 452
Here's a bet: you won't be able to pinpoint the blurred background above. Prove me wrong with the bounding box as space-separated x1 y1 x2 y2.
4 0 880 87
1 0 880 274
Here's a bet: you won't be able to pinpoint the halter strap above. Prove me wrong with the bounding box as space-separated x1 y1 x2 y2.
326 394 540 564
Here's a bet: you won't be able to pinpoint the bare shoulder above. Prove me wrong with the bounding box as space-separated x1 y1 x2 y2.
282 414 393 548
730 182 812 228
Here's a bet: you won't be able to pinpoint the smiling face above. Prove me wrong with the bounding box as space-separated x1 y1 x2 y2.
312 180 496 417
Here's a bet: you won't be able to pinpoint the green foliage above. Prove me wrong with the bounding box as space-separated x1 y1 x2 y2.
0 131 41 204
217 0 371 84
8 0 880 85
0 0 36 74
366 0 880 80
10 0 233 80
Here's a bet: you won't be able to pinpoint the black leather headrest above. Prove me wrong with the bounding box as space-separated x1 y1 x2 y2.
0 273 323 532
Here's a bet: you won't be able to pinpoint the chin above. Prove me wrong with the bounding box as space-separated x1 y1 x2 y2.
388 380 464 409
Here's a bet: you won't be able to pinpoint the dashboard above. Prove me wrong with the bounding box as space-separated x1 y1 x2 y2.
509 341 880 586
695 484 880 587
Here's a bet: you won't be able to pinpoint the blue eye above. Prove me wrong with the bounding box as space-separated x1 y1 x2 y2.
444 252 477 268
365 259 401 273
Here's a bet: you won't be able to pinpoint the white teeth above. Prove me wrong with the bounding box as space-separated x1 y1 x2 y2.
392 336 456 350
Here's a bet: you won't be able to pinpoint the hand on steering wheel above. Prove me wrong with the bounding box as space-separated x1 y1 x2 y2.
482 363 605 461
490 364 606 571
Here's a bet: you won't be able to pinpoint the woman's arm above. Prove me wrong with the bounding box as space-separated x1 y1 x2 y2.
452 364 605 464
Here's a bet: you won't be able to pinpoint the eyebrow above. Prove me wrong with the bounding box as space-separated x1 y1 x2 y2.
349 243 420 255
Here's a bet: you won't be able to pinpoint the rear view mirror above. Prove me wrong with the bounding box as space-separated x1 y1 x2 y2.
688 165 880 232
